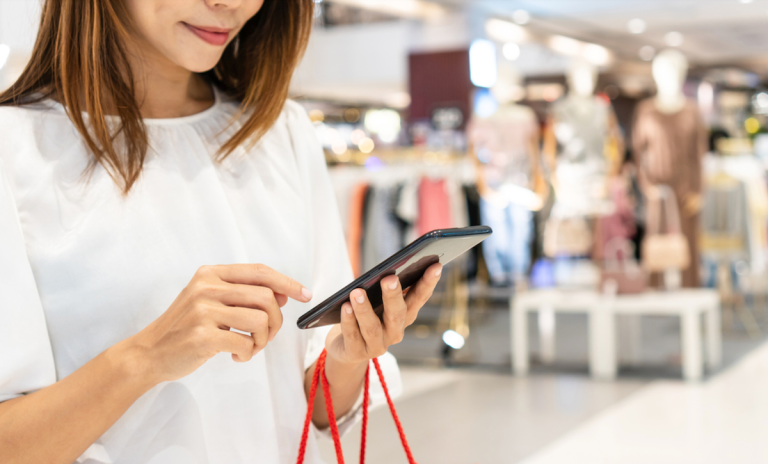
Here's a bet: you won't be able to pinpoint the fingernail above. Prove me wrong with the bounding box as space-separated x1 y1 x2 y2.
354 290 365 304
343 303 353 314
435 266 442 277
301 287 313 300
387 278 398 290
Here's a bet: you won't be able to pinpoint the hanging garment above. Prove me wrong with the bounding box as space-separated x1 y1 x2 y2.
417 177 453 235
593 177 637 261
396 176 420 244
549 96 616 218
479 197 533 284
347 182 370 278
361 186 406 273
552 96 611 165
467 104 539 190
701 175 749 254
633 99 707 287
463 184 483 279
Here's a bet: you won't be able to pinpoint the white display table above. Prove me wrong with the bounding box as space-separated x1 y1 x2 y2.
511 288 721 381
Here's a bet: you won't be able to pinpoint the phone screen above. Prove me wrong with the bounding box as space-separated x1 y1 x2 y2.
297 226 491 329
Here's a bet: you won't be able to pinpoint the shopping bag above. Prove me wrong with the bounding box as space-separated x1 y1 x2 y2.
297 350 417 464
600 237 647 294
543 217 593 257
642 186 690 272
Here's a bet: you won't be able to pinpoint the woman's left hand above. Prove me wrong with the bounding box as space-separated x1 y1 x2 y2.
324 263 443 365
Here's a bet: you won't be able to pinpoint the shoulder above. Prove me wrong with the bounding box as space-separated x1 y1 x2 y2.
281 99 313 128
278 99 320 152
0 104 59 162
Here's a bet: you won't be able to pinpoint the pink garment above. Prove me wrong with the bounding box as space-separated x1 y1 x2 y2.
417 177 453 235
594 178 636 260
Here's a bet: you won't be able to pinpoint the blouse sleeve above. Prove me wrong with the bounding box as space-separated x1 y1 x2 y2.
0 162 56 402
284 100 402 436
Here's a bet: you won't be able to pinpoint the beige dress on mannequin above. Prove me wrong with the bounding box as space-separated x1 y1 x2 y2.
633 99 707 287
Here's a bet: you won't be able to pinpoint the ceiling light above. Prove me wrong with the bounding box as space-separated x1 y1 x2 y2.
0 44 9 71
584 43 611 66
740 0 754 3
512 9 530 25
469 39 498 88
549 35 612 65
326 0 445 19
503 42 521 61
627 18 646 34
639 45 656 61
664 31 684 47
385 92 411 109
549 35 583 56
485 18 527 43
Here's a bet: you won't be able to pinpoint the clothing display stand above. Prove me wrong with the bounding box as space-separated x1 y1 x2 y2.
702 156 767 337
511 288 722 381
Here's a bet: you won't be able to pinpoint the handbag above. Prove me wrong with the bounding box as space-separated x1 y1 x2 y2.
543 217 593 258
600 237 647 294
553 257 600 289
641 186 690 272
297 350 416 464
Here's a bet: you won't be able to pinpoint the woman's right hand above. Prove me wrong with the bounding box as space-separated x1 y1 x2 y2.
121 264 312 384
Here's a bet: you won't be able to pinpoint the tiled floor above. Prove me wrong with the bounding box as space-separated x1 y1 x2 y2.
520 339 768 464
318 367 647 463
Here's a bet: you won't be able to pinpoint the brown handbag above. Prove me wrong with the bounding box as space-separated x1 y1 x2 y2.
641 186 690 272
543 217 593 257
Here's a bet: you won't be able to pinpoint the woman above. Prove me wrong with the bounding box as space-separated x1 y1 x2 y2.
0 1 442 463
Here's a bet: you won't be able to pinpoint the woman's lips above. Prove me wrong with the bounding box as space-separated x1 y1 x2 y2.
183 23 230 46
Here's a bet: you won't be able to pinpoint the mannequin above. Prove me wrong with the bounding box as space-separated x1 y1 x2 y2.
467 75 543 285
633 49 707 287
542 60 624 219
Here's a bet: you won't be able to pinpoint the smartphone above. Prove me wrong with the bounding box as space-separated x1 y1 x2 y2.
297 226 492 329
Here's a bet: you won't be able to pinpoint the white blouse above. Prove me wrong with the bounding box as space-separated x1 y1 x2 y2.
0 91 400 464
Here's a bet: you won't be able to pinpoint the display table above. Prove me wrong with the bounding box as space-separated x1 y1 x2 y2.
510 288 722 381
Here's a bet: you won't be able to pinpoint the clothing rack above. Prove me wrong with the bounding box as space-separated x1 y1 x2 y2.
328 155 486 355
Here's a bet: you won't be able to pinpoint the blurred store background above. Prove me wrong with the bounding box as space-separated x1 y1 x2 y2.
5 0 768 462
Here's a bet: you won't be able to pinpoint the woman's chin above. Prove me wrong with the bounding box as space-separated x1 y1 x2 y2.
177 54 225 74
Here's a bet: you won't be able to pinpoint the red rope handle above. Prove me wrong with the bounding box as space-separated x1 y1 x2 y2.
320 354 345 464
296 350 324 464
372 357 417 464
296 350 417 464
360 363 370 464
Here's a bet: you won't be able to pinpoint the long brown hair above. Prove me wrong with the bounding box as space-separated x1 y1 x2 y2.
0 0 314 193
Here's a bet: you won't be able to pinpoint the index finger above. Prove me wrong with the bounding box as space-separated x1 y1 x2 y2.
210 264 312 303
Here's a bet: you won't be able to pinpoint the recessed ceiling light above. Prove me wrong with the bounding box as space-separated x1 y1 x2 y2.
503 42 521 61
664 31 684 47
584 43 611 66
740 0 754 4
627 18 646 34
485 18 527 42
512 9 530 25
639 45 656 61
